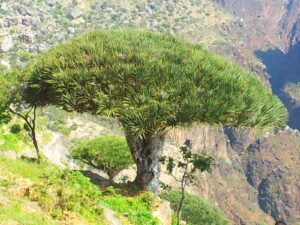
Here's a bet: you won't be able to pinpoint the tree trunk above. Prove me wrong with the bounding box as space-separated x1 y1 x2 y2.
125 133 165 193
31 129 41 163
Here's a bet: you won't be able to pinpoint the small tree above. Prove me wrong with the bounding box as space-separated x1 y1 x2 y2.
0 69 42 163
71 136 134 181
22 29 287 191
161 144 214 224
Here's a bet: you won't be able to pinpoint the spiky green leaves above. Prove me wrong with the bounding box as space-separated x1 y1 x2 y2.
23 29 287 137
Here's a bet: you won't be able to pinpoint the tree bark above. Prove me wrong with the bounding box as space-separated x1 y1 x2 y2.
125 133 165 193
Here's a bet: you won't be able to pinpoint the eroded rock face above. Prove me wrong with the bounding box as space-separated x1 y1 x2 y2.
244 130 300 224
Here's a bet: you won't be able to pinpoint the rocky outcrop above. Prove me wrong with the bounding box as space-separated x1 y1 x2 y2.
216 0 300 52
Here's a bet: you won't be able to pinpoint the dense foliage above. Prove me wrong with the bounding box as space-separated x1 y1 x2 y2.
71 135 134 180
23 29 287 138
160 191 229 225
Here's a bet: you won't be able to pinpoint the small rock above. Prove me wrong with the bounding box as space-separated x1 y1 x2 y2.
70 8 83 20
153 199 172 225
17 7 33 16
31 17 41 27
45 0 57 7
18 32 34 43
67 27 75 34
0 35 13 52
5 17 20 26
17 7 27 16
103 208 122 225
22 17 31 26
38 43 50 52
29 44 38 53
113 165 136 183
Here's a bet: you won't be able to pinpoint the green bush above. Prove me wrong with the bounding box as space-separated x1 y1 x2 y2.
10 124 22 134
160 191 229 225
71 136 134 180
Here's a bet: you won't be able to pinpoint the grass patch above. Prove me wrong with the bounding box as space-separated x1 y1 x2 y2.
0 200 57 225
0 157 55 182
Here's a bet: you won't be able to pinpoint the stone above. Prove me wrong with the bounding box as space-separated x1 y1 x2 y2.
5 17 19 26
70 8 83 20
0 35 13 52
22 17 31 26
45 0 57 7
29 44 38 53
18 32 34 43
17 7 33 16
67 27 75 34
152 199 172 225
31 17 41 27
103 208 122 225
18 7 28 16
38 43 50 52
0 59 10 68
113 165 136 183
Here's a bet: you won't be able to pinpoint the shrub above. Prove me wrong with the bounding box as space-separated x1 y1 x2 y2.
10 124 22 134
160 191 229 225
71 136 134 180
31 170 103 222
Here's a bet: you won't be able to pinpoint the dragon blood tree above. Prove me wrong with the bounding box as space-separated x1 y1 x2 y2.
22 29 287 192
